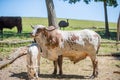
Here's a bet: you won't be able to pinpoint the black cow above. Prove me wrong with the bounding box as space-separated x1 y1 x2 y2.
0 17 22 33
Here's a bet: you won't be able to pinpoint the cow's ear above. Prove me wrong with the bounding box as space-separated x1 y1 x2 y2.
31 24 34 29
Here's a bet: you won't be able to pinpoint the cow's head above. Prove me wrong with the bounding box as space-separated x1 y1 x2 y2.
31 25 58 44
31 25 46 37
31 25 56 38
31 25 60 61
27 65 38 79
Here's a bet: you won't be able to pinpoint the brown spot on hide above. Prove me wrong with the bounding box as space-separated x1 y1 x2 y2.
45 30 63 49
75 49 78 51
45 41 59 49
70 34 79 41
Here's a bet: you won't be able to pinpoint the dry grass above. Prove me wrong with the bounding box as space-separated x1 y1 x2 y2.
0 55 120 80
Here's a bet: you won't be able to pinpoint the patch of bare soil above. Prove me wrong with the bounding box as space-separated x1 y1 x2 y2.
0 55 120 80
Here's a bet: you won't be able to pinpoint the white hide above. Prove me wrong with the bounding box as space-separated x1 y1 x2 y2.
31 25 101 62
27 43 40 79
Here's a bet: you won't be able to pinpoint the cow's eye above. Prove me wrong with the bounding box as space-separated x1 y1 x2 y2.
37 31 39 34
44 34 46 37
43 32 47 37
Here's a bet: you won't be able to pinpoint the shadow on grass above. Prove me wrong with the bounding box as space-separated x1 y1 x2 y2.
10 72 89 80
111 52 120 60
112 52 120 69
39 74 88 79
0 32 31 40
10 72 28 80
96 30 117 40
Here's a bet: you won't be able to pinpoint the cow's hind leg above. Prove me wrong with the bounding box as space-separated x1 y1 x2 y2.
90 56 98 78
17 25 22 33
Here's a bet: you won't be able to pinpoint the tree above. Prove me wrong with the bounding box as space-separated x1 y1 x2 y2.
45 0 58 28
117 13 120 42
95 0 118 38
64 0 118 38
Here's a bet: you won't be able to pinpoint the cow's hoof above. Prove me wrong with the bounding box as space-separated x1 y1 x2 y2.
38 71 40 74
89 74 98 79
89 75 95 79
52 72 57 75
59 72 63 75
58 73 62 76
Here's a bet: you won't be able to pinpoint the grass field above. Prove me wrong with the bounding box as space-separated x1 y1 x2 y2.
0 17 119 58
1 17 117 32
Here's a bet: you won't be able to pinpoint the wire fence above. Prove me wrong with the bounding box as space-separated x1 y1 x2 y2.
0 40 33 48
0 40 120 57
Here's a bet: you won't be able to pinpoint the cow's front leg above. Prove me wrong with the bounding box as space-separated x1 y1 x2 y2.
38 53 41 74
58 55 63 75
53 60 57 75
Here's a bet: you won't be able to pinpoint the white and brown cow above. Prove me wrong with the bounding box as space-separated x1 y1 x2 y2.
31 25 101 78
26 43 41 79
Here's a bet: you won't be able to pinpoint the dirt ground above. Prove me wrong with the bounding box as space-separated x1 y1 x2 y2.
0 55 120 80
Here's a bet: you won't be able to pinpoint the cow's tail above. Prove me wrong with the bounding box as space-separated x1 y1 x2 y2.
96 35 101 54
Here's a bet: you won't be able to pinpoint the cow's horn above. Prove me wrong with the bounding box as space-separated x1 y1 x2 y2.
46 26 56 31
30 24 34 29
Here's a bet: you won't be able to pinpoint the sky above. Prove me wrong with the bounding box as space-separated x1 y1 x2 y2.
0 0 120 23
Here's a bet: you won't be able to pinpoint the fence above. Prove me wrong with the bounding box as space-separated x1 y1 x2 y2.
1 40 120 46
0 40 120 50
0 40 33 48
0 40 120 56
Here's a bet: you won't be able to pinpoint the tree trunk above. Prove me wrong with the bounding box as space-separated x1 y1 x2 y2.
104 0 110 38
117 13 120 42
117 13 120 51
45 0 58 28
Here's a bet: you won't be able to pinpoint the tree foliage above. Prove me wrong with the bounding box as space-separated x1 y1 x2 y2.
63 0 118 7
94 0 118 7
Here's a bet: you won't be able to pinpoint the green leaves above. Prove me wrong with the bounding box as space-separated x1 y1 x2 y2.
63 0 81 4
63 0 118 7
106 0 118 7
